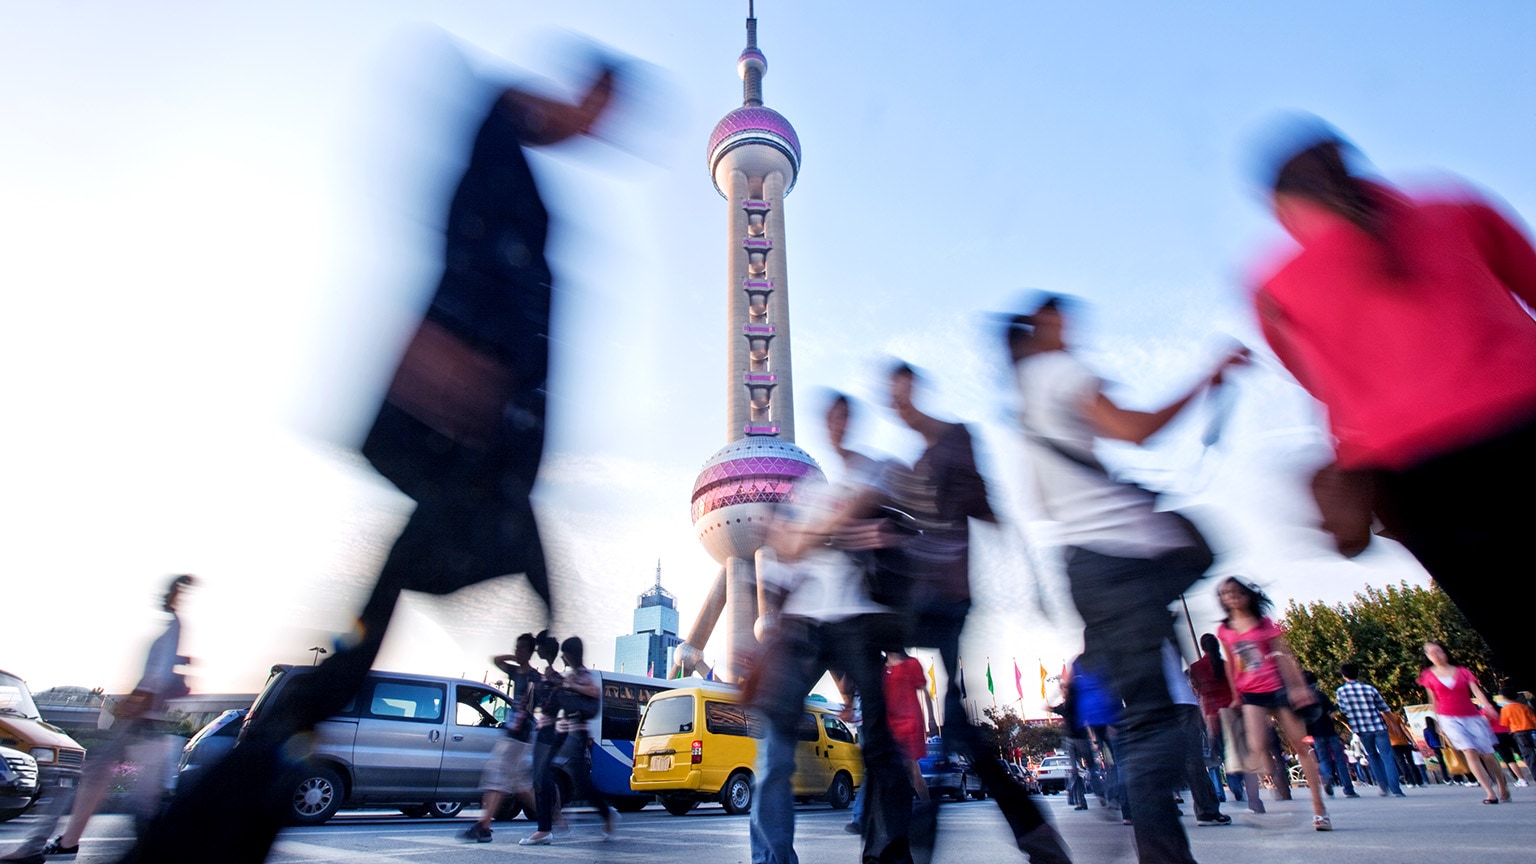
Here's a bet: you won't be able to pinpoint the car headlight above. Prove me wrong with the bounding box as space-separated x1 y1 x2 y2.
30 747 56 764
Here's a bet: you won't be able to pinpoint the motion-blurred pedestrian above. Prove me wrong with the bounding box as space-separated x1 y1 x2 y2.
1419 642 1508 804
460 633 539 843
1249 118 1536 692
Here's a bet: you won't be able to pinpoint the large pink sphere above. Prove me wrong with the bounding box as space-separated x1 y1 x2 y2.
691 437 823 564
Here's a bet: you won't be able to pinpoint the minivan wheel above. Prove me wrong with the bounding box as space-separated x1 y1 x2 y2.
289 765 345 826
661 794 697 816
826 772 854 810
427 801 464 818
613 795 651 813
721 770 754 815
398 805 430 818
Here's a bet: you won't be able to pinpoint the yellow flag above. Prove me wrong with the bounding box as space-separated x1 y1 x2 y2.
1039 660 1049 699
927 661 937 699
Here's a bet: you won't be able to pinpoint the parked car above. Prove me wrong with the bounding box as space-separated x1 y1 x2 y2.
919 738 984 801
630 684 863 816
176 709 247 790
0 668 85 815
226 665 671 825
1033 753 1072 795
0 746 40 822
1006 761 1041 795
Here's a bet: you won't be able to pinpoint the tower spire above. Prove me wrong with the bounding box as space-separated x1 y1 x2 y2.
740 1 766 107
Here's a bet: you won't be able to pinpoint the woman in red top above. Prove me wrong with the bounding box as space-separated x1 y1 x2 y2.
1251 120 1536 694
883 649 930 801
1418 641 1507 804
1216 578 1330 830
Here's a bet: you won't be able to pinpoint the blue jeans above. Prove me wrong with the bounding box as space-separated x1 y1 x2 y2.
1357 730 1402 795
748 615 910 864
1312 735 1356 795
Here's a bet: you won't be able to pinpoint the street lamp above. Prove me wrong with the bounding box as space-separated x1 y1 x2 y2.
309 646 328 666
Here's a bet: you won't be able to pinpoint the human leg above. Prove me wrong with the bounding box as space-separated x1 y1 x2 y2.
1273 709 1327 817
1066 547 1197 864
1361 731 1403 795
1176 706 1221 820
748 617 825 864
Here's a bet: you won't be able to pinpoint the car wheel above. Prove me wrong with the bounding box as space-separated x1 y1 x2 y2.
721 770 754 815
826 772 854 810
427 801 464 818
949 782 967 802
613 795 651 813
289 765 345 826
398 805 430 818
661 794 697 816
969 785 987 800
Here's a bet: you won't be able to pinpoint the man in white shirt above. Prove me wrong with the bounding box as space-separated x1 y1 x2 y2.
1009 297 1243 864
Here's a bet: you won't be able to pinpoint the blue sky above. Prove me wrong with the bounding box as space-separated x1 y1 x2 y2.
3 2 1533 707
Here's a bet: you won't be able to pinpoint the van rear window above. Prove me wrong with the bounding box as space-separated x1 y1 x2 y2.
638 695 695 737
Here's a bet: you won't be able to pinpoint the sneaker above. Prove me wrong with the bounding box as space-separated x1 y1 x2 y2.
41 838 80 857
519 832 553 846
1343 792 1360 798
1196 813 1232 826
1392 792 1407 798
603 811 620 841
459 824 493 843
1518 780 1530 788
1313 815 1332 832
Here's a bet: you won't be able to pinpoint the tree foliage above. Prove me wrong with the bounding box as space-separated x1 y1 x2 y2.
1281 581 1497 709
978 705 1063 762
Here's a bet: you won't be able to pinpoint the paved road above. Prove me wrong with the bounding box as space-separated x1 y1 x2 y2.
5 785 1534 863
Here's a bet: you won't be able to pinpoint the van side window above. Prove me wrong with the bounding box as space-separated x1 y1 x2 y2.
368 681 444 722
823 715 856 743
796 712 820 742
705 701 764 737
455 685 512 728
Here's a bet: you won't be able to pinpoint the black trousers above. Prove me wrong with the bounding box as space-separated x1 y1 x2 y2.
1066 545 1208 864
1377 416 1536 691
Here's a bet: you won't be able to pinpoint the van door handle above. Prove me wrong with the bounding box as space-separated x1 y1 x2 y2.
429 730 441 742
452 734 464 742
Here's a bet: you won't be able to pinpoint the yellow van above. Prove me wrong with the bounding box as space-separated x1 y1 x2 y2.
0 669 86 821
630 684 862 816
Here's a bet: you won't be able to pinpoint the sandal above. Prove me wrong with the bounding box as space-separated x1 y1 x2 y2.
1312 814 1332 832
1482 797 1498 805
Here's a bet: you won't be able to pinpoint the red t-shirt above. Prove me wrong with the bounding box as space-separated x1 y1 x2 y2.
1417 666 1480 717
1187 655 1233 717
883 656 928 761
1254 184 1536 470
1217 617 1286 695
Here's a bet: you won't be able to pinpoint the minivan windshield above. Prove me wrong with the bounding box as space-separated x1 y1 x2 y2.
0 672 41 719
637 695 695 737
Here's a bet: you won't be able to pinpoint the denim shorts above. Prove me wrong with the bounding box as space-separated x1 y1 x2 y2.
1241 689 1289 709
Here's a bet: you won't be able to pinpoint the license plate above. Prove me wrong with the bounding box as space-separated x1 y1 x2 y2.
649 754 673 772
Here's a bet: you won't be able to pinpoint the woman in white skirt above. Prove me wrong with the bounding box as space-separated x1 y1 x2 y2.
1418 642 1509 804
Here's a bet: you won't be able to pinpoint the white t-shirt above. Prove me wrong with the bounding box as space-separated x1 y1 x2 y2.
1015 350 1188 557
761 478 886 623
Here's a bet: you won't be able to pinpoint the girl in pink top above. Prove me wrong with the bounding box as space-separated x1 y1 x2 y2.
1419 641 1507 804
1250 118 1536 705
1216 578 1330 830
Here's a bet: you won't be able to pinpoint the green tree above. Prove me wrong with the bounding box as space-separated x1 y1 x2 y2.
1281 581 1497 709
979 706 1063 762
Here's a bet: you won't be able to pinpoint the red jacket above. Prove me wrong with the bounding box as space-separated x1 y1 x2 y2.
1255 184 1536 470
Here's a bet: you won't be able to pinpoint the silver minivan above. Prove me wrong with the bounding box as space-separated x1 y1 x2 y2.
232 665 517 825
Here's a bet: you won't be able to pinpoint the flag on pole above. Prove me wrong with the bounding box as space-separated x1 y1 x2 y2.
985 659 994 695
927 662 938 699
1014 659 1024 701
957 657 967 700
1039 660 1049 699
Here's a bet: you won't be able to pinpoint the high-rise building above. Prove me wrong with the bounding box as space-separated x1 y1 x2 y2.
614 562 683 679
674 4 823 682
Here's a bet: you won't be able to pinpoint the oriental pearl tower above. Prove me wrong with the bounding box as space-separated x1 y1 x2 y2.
672 3 823 681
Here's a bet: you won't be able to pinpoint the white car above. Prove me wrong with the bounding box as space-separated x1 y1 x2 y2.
0 746 40 822
1033 754 1072 795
